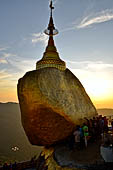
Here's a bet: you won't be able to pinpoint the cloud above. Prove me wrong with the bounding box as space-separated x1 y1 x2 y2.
67 60 113 71
0 70 16 89
2 53 17 58
0 47 7 52
0 59 8 64
0 53 17 65
0 50 36 79
0 70 12 79
66 60 113 101
67 60 113 81
31 32 48 46
57 9 113 32
0 57 37 94
10 58 36 74
76 9 113 28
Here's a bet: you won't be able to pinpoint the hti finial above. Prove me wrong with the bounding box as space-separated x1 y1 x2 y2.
50 0 54 16
44 0 58 36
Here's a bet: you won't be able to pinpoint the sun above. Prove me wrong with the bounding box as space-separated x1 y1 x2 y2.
71 68 113 102
83 77 112 100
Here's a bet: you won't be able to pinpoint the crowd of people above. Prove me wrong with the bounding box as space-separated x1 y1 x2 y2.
72 115 113 150
2 162 17 170
1 155 37 170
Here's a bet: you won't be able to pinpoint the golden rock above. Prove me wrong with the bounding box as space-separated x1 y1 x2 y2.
17 67 97 146
17 1 97 146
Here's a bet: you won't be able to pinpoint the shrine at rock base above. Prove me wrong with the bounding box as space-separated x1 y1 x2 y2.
17 1 97 147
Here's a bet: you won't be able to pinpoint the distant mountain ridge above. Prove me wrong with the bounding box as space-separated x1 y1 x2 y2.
1 102 112 116
97 108 113 116
0 102 18 104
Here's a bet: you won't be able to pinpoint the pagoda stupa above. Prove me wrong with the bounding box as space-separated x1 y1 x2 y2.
36 0 66 71
17 0 97 147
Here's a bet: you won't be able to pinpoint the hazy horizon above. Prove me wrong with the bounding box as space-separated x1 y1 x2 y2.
0 102 113 110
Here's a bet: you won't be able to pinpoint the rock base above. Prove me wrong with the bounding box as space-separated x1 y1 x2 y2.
36 142 113 170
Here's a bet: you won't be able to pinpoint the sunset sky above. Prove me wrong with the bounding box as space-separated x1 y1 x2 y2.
0 0 113 108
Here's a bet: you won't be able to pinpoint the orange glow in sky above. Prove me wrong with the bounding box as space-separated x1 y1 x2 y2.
0 1 113 109
0 76 113 109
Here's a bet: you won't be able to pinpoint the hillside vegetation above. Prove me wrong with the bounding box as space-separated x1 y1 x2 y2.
0 102 42 165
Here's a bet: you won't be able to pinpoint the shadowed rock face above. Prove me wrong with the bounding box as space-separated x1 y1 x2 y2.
17 68 97 146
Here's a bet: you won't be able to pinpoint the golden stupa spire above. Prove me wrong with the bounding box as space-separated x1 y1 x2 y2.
44 0 58 36
36 0 66 71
